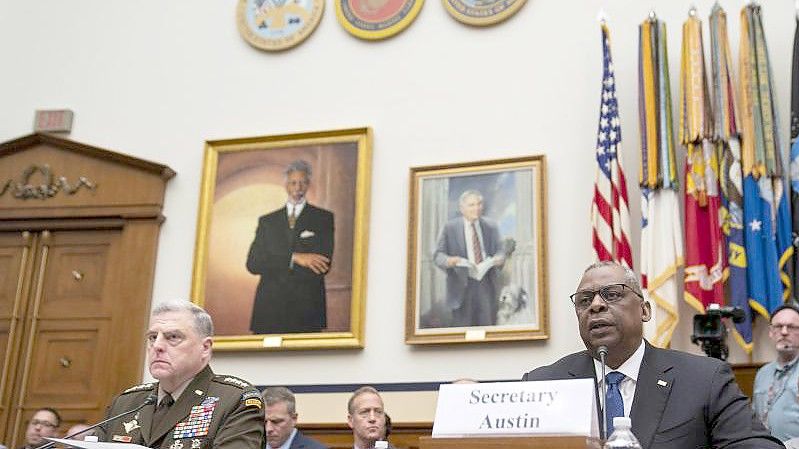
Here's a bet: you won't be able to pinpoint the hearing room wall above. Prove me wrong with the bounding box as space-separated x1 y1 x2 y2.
0 0 791 422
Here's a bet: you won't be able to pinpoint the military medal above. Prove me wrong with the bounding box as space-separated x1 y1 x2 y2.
192 439 202 449
173 397 219 439
123 418 140 433
169 440 184 449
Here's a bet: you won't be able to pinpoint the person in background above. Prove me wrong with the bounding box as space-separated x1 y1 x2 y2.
753 302 799 442
20 408 60 449
64 424 92 440
262 386 327 449
347 387 395 449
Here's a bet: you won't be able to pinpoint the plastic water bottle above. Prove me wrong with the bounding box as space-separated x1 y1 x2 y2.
603 417 642 448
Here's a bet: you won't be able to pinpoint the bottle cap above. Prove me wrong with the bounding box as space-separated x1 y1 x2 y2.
613 416 631 428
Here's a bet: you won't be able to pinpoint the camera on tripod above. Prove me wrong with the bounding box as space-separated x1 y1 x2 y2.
690 304 745 360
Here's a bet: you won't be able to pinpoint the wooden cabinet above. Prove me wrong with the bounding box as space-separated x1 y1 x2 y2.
0 133 174 446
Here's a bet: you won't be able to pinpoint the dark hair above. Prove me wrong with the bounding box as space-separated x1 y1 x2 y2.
34 407 61 427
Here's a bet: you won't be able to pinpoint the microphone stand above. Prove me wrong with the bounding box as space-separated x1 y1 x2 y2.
39 394 157 449
597 345 609 441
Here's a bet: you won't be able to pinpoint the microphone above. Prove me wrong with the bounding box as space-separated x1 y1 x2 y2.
597 345 609 441
40 394 157 449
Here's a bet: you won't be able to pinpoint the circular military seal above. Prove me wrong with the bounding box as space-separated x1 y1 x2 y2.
442 0 526 26
335 0 423 40
237 0 324 51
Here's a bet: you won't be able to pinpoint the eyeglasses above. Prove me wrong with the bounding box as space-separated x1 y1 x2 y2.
769 324 799 333
29 419 57 429
569 283 643 310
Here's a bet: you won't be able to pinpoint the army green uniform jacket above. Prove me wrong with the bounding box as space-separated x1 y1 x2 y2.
95 366 264 449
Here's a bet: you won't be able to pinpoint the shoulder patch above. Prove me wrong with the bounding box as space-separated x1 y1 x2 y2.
214 375 252 389
122 382 156 394
241 390 263 409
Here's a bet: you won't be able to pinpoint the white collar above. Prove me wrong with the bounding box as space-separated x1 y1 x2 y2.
593 340 646 383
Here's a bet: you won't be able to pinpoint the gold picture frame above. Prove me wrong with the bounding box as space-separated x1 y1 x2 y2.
192 128 372 351
405 155 548 344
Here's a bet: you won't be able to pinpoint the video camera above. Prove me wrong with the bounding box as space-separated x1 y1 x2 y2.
690 304 745 361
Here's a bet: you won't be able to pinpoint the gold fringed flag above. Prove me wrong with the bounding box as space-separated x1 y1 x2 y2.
739 3 792 319
680 12 725 315
639 16 684 348
710 4 753 353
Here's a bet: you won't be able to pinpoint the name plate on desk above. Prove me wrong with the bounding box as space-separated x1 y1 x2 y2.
432 380 598 438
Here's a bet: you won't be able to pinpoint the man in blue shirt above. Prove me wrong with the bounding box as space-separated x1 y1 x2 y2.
754 303 799 442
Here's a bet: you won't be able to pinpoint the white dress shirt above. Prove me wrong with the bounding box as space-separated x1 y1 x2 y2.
462 217 485 264
593 339 646 417
286 201 306 219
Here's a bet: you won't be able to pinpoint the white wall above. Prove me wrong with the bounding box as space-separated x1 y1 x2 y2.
0 0 793 387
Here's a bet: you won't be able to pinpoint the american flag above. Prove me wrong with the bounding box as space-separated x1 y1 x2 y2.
592 24 634 268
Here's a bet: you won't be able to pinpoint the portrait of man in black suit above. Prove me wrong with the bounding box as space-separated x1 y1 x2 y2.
246 160 334 334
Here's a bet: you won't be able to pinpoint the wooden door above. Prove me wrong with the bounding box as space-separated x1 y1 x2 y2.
0 227 144 447
0 133 174 445
0 231 35 445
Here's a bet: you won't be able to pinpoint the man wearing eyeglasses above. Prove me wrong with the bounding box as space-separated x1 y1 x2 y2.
753 303 799 442
21 408 60 449
522 261 782 448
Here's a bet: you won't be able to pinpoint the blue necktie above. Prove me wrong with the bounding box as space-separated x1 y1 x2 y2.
605 371 625 436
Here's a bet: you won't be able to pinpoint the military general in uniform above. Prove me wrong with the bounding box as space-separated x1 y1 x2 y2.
95 301 264 449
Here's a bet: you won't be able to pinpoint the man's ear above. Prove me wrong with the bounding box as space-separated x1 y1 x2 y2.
346 414 354 430
201 336 213 355
641 301 652 322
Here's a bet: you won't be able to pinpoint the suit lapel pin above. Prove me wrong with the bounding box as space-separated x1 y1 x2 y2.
657 379 668 387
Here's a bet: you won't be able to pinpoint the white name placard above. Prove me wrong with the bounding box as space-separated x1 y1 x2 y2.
432 380 598 438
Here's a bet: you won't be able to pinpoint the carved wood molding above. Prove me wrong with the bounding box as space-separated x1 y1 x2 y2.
0 164 96 200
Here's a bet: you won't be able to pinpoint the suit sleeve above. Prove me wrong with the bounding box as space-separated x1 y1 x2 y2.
317 209 334 260
246 216 291 275
212 388 265 449
433 225 453 270
708 362 784 448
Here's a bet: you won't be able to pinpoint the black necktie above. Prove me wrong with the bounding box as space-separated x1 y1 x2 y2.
153 393 174 425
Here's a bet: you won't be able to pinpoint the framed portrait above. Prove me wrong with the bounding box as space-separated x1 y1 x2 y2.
405 155 548 344
192 128 372 350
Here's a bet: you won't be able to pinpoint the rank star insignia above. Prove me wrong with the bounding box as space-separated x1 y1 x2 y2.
170 440 184 449
192 439 201 448
123 419 140 433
